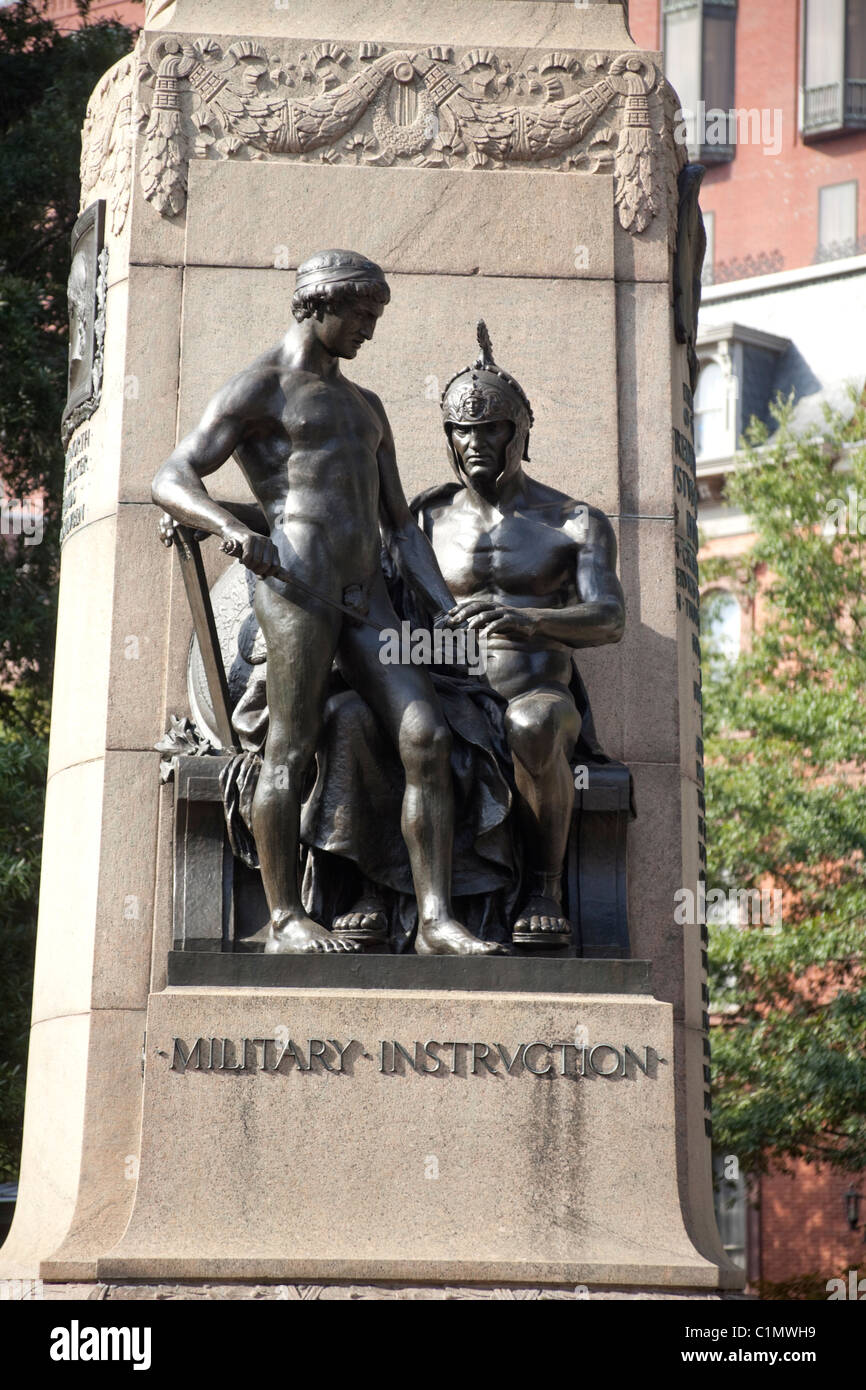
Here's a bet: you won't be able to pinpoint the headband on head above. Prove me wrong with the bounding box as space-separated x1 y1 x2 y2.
295 249 388 295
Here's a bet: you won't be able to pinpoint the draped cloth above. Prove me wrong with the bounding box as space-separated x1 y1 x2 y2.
218 540 522 949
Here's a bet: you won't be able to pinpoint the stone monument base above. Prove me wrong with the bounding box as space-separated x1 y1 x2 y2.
38 976 737 1291
34 1281 748 1302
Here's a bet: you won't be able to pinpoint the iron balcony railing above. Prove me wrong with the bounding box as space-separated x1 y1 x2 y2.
804 82 842 131
814 233 866 265
845 77 866 119
804 79 866 134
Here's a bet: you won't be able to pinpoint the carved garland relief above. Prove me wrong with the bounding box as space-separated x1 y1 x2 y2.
136 37 685 234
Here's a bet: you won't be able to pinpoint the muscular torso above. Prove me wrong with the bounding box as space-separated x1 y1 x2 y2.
236 360 385 586
425 485 588 698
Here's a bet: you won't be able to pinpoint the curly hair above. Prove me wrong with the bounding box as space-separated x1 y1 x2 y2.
291 279 391 323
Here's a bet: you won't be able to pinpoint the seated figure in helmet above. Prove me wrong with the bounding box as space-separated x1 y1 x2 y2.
419 322 626 943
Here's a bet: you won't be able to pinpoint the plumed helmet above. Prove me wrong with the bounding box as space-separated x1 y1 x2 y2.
440 321 534 462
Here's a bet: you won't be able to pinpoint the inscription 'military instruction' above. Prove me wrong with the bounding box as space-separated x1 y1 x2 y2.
168 1036 658 1079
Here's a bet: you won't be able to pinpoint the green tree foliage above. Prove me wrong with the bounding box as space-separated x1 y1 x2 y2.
0 1 137 1182
1 1 136 689
702 394 866 1176
0 695 47 1180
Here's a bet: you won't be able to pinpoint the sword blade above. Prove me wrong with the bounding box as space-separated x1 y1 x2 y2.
268 561 382 631
174 525 239 752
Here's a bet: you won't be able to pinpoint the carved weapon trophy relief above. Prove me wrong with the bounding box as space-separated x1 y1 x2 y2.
138 37 684 233
79 51 138 236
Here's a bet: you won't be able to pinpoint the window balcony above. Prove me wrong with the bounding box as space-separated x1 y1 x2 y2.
846 76 866 118
694 324 791 475
803 79 866 137
802 0 866 140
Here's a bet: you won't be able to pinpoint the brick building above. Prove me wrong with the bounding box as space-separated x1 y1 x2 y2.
38 0 142 27
630 0 866 1293
630 0 866 278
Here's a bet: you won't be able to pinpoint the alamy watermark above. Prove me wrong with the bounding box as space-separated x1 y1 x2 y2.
0 496 43 546
674 884 783 928
50 1322 152 1371
827 1269 866 1300
825 488 866 536
379 620 487 676
676 103 783 158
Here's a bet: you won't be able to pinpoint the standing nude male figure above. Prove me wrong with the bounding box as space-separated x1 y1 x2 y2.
426 324 626 940
152 250 502 957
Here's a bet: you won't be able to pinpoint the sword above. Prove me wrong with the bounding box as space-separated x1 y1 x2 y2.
170 525 381 759
173 525 239 752
218 536 384 632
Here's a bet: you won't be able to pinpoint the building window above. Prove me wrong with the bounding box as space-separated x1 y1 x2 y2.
703 590 742 667
702 210 716 285
803 0 866 138
702 7 737 118
817 180 860 261
663 1 738 165
695 325 791 469
713 1154 747 1270
665 4 701 145
694 359 728 459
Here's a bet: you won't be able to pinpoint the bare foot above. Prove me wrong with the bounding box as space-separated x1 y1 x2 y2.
512 895 572 945
332 894 388 943
415 918 508 956
264 910 360 954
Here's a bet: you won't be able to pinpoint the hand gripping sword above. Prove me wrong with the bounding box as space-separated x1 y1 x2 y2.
171 525 384 751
